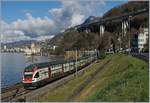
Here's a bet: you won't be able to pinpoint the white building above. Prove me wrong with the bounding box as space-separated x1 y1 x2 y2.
4 45 7 50
138 28 149 52
24 43 41 55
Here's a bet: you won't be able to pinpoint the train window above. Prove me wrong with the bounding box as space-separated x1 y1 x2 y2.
34 72 39 78
24 74 32 78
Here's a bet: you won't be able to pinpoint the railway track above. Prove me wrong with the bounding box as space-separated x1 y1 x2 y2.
1 60 96 102
23 60 97 102
1 83 23 93
1 85 32 102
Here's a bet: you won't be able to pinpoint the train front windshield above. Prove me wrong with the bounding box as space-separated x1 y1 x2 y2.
24 74 33 78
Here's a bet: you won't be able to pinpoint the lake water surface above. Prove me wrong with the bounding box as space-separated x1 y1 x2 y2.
1 53 52 88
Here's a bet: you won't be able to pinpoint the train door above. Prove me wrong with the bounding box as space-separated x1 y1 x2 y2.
34 72 40 82
48 67 51 79
39 68 49 80
62 64 64 76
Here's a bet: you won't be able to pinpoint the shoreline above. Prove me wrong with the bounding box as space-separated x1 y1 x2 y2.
2 82 23 93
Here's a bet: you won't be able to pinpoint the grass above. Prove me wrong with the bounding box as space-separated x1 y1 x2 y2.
86 54 149 102
39 54 149 102
39 54 112 102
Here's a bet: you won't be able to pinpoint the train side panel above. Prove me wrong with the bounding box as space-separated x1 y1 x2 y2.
23 56 96 89
51 64 62 77
32 67 49 83
63 63 70 72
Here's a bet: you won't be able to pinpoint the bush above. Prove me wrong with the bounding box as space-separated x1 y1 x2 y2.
98 51 106 59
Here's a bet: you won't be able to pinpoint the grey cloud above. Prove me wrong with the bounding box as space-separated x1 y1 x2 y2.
1 0 106 43
49 0 106 30
1 13 57 43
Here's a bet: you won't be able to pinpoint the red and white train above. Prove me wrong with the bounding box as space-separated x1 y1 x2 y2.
22 56 96 89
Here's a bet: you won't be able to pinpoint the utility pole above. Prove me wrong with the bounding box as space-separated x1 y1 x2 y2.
129 16 132 55
118 37 121 51
75 49 77 77
90 50 92 61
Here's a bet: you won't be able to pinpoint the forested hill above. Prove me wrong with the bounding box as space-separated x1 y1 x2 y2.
48 1 148 54
103 1 148 18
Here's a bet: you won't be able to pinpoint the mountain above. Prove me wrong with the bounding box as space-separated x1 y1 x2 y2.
48 1 148 54
48 33 64 46
103 1 148 18
82 16 100 25
1 35 55 48
1 40 37 48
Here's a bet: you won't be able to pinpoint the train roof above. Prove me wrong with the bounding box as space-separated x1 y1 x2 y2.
24 56 91 71
24 59 66 71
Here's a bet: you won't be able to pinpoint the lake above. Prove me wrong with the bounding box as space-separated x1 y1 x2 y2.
1 53 54 88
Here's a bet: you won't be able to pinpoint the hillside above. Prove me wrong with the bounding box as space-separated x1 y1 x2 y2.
48 1 148 54
1 40 37 48
48 33 64 46
103 1 148 18
39 54 149 102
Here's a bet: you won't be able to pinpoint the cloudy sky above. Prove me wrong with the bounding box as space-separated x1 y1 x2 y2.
1 0 127 43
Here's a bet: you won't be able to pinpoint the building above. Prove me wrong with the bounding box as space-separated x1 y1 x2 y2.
132 28 149 52
65 50 81 59
31 43 41 54
138 28 148 52
65 50 97 60
4 45 7 50
24 43 41 55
